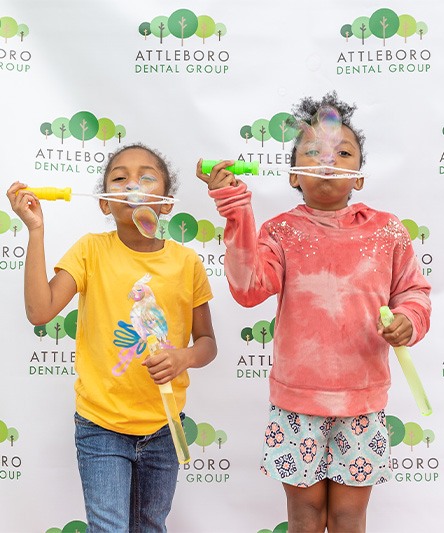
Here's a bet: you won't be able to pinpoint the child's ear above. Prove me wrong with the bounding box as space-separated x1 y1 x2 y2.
353 177 364 191
99 198 111 215
160 196 174 215
289 173 299 189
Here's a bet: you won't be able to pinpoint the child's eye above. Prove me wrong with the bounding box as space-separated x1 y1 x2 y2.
112 176 126 182
338 150 351 157
306 150 319 157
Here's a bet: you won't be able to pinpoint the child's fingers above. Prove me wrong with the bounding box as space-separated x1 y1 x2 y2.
196 159 237 189
196 159 210 184
6 181 28 200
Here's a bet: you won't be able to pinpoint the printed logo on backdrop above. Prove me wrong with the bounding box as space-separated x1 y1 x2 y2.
337 8 430 76
0 210 24 272
135 8 229 75
238 111 297 176
257 522 288 533
35 111 127 176
0 15 31 73
179 416 230 485
439 127 444 177
238 318 274 379
401 218 432 278
155 213 225 278
30 310 77 377
387 414 438 483
45 520 87 533
0 418 21 482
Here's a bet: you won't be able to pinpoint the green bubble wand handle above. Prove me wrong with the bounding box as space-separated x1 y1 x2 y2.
147 338 190 464
380 306 432 416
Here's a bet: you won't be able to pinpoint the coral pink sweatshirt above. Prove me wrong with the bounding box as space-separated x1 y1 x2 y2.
210 182 431 417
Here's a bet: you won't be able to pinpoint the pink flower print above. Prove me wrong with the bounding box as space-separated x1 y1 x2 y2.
265 422 285 448
287 412 302 434
260 465 270 477
351 415 370 435
349 456 373 483
275 453 297 478
377 410 386 426
334 432 351 455
368 431 387 457
300 437 317 464
315 459 327 481
320 417 336 437
297 482 309 488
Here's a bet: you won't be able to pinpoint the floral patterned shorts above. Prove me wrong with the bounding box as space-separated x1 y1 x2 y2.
260 405 392 487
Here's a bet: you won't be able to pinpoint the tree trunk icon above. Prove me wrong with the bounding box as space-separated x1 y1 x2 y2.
179 17 187 46
380 17 388 46
80 119 88 148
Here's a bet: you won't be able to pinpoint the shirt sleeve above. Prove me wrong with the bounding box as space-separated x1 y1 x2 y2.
209 181 284 307
388 218 431 346
54 234 92 294
192 251 214 308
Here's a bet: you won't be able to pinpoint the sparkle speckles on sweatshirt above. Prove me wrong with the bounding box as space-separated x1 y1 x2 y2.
210 182 431 417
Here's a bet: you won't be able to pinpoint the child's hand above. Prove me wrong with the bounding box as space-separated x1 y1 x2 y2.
196 158 239 190
142 346 187 385
6 182 44 231
377 313 413 347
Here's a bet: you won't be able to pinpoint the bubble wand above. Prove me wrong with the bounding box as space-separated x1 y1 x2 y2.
201 161 364 179
20 186 177 205
380 306 432 416
19 182 179 239
129 274 191 464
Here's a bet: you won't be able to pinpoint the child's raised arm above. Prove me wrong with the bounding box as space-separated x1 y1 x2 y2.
6 182 77 325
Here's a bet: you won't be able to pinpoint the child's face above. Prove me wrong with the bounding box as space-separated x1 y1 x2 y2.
99 148 173 224
290 124 364 211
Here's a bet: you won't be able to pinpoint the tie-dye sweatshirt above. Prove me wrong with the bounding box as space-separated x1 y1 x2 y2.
209 182 431 417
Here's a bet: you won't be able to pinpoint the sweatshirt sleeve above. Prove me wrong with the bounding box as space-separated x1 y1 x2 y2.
388 220 431 346
209 182 284 307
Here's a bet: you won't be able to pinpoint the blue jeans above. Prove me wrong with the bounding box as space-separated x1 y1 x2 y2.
74 412 180 533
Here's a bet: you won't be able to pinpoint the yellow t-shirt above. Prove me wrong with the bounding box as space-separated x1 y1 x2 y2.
55 232 213 435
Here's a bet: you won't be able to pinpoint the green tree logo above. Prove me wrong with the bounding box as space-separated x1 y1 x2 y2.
0 16 29 43
386 414 435 451
340 10 428 45
183 416 227 452
0 419 19 447
0 210 23 236
164 213 222 247
401 219 430 244
258 522 288 533
240 112 298 148
241 318 276 347
33 309 77 344
139 9 226 44
45 520 87 533
40 111 126 146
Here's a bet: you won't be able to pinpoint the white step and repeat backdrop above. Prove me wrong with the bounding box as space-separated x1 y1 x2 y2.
0 1 443 532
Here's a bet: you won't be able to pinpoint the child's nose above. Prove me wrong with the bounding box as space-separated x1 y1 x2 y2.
125 180 140 191
319 150 335 165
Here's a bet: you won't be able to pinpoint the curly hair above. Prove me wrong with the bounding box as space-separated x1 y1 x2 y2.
290 91 366 168
97 143 179 196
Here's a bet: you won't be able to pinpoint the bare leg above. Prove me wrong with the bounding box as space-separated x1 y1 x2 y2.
283 479 328 533
326 480 372 533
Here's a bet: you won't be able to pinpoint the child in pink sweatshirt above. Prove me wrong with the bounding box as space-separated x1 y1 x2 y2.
196 92 431 532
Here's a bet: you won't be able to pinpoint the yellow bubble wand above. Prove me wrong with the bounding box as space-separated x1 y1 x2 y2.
20 186 176 206
380 306 432 416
